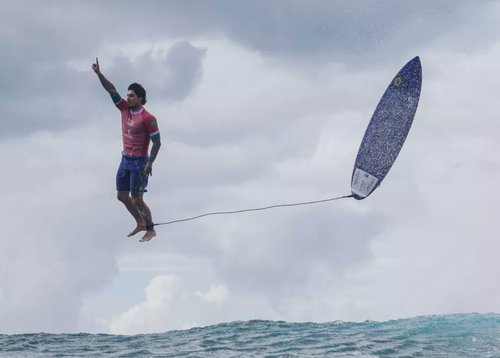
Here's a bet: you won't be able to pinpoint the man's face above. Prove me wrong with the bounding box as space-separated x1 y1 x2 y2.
127 90 142 108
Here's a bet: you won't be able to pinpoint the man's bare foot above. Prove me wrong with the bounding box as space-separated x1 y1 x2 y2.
139 230 156 242
127 224 146 237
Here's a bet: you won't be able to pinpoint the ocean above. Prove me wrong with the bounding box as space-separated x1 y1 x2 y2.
0 313 499 357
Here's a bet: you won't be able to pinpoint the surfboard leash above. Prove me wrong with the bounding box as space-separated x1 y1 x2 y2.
154 194 353 226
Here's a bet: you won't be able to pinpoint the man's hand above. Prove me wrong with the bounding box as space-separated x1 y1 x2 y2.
91 57 100 74
92 58 118 94
143 163 153 176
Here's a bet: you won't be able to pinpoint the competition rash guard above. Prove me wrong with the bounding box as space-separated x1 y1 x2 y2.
113 94 160 157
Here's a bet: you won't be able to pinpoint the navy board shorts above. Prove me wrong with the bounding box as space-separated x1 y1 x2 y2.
116 154 149 193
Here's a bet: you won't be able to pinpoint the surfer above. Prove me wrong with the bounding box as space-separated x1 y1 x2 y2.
92 58 161 242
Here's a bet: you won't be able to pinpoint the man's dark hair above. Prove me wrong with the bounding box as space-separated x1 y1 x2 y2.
128 83 147 105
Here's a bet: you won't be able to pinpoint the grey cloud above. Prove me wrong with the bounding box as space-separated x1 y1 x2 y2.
2 0 495 67
0 2 207 138
5 0 482 68
0 0 494 139
0 2 107 137
0 68 102 138
0 41 205 138
162 41 207 100
77 0 494 64
106 41 206 102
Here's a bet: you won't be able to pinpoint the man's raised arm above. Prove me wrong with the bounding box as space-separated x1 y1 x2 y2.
92 57 119 97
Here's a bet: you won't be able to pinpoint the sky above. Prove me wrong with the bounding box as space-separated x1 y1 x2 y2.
1 0 500 334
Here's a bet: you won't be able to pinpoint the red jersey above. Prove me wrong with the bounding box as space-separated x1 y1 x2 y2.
115 98 160 157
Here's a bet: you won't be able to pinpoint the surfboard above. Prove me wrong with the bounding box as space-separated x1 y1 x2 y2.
351 56 422 200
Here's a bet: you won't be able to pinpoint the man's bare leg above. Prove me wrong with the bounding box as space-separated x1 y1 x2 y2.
117 191 146 236
131 192 156 242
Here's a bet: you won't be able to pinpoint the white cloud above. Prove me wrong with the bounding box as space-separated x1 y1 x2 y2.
105 270 280 335
0 126 123 333
196 284 229 306
109 275 182 335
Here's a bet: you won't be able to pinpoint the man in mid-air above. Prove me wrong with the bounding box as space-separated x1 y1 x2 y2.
92 58 161 242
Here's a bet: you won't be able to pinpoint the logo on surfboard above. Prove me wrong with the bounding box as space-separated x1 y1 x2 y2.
393 75 404 87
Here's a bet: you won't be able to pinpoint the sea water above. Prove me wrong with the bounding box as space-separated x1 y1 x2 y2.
1 313 499 357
